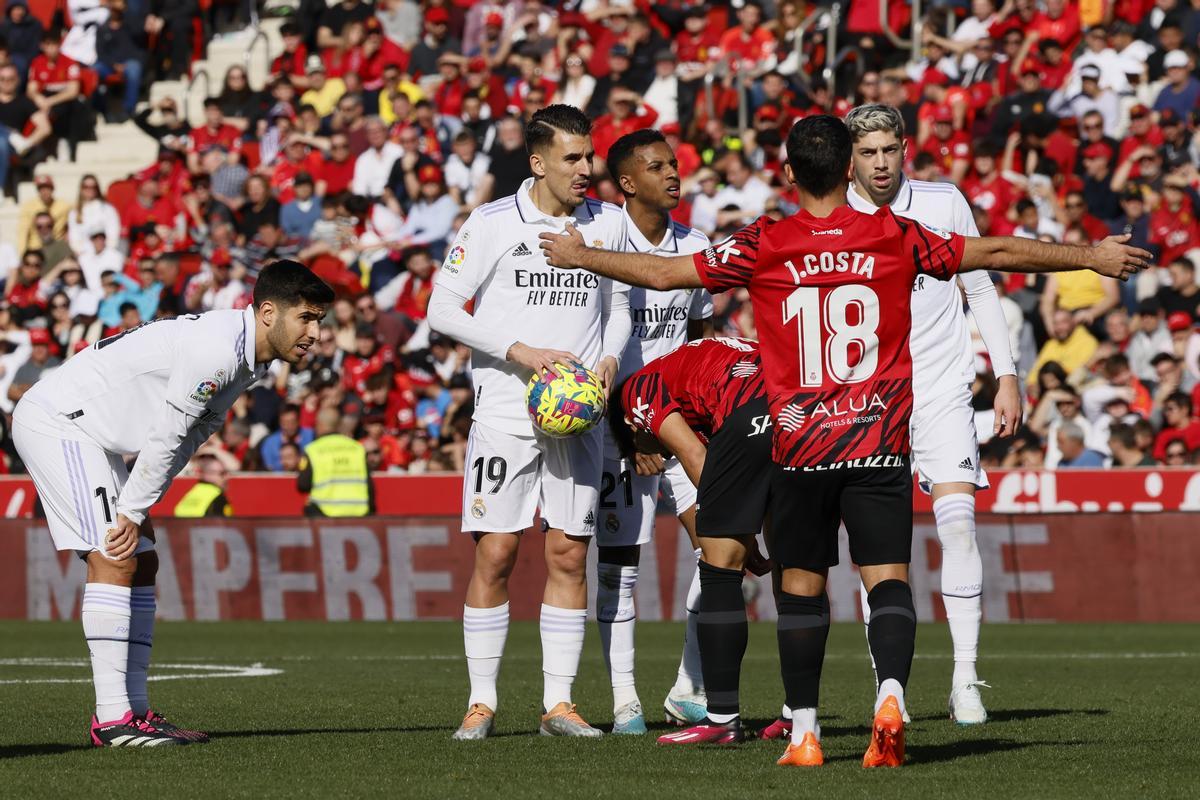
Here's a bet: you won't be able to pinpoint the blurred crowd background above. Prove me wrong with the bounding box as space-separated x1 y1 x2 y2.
0 0 1198 477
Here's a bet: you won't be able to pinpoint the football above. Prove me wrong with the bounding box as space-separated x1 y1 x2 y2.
525 362 607 437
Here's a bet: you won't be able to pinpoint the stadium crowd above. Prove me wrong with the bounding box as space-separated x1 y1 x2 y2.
0 0 1199 474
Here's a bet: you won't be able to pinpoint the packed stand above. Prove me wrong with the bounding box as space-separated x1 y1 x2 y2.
0 0 1199 474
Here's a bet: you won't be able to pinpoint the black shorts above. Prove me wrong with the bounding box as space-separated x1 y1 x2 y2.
695 396 773 537
767 455 913 571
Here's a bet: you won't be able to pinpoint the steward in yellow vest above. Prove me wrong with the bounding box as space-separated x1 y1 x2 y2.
173 456 233 517
297 408 374 517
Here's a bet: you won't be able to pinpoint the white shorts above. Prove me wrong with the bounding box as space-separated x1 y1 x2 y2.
594 453 698 548
460 420 602 537
12 399 153 558
910 384 989 494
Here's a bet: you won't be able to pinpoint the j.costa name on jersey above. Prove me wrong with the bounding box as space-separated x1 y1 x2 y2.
514 266 600 307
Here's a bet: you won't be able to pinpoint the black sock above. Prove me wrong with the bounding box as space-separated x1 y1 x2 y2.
696 560 746 718
776 592 830 711
867 579 917 688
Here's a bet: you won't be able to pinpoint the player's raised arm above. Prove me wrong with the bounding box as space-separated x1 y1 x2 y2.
540 222 703 290
961 233 1152 281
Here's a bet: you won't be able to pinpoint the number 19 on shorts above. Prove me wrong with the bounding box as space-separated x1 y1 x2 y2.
783 285 880 387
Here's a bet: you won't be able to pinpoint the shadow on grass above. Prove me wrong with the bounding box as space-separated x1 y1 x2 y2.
986 708 1109 723
207 726 532 740
0 743 90 759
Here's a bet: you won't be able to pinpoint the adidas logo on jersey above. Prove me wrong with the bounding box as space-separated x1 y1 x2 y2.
511 242 533 257
583 510 596 530
958 457 974 471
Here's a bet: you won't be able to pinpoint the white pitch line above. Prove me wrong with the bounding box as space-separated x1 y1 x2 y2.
0 659 282 685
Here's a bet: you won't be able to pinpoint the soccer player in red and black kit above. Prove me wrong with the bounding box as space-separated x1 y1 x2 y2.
608 336 776 746
541 115 1149 768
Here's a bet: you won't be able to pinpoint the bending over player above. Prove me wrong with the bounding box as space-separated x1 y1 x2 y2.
427 104 631 741
593 129 714 735
606 337 775 746
12 260 333 747
540 115 1148 766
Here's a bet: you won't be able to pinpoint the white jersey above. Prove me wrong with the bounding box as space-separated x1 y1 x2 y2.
23 307 269 523
847 177 1016 398
616 208 713 383
428 178 631 436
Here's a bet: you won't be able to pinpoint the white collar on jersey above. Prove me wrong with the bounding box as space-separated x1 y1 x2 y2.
513 177 597 226
622 206 679 254
240 305 258 370
846 174 914 213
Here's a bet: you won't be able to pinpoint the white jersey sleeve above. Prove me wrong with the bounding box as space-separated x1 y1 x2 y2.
955 195 1018 379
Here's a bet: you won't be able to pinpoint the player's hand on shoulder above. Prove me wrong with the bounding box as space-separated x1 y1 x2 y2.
539 221 587 269
633 452 665 477
1091 234 1152 281
506 341 579 380
104 514 140 561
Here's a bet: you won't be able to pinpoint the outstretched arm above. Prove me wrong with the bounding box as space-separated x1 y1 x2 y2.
540 223 703 290
961 233 1150 280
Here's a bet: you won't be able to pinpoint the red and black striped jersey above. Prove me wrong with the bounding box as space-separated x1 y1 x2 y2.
620 337 766 443
692 205 965 468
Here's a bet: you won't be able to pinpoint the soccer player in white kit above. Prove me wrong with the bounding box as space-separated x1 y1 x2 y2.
428 105 632 741
592 129 713 735
11 261 333 747
844 104 1022 725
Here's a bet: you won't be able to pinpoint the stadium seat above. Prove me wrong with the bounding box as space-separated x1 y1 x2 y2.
105 178 138 214
178 252 203 278
25 0 64 29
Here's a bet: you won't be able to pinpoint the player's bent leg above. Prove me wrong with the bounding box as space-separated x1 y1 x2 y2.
597 544 644 734
930 483 988 725
860 564 913 768
455 532 520 741
539 530 600 738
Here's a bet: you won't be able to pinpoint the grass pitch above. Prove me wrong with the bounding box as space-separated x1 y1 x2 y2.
0 621 1196 798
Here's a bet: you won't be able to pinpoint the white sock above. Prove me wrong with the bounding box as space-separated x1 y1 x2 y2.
127 586 156 716
933 493 982 687
781 703 793 720
463 603 509 711
82 583 132 723
673 549 704 695
876 678 906 717
596 564 640 710
858 580 878 686
789 707 819 743
540 604 586 711
707 710 738 724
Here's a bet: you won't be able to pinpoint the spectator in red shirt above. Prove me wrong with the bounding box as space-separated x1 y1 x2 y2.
921 105 972 182
718 2 777 72
271 138 324 204
432 54 467 118
342 323 396 396
1149 175 1200 266
988 0 1046 40
961 139 1022 234
592 87 658 163
27 31 91 159
188 99 244 173
1030 0 1082 53
122 179 179 240
1030 38 1073 90
1060 190 1112 243
316 132 357 196
1117 105 1164 170
6 250 47 322
273 22 309 90
1153 391 1200 459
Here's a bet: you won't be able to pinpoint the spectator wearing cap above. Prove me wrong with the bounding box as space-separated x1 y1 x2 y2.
444 129 490 208
1152 50 1200 119
353 116 404 199
17 175 69 255
6 326 59 405
299 56 347 118
1116 103 1163 168
1077 142 1120 220
920 105 972 183
432 53 468 118
184 250 248 312
410 6 461 80
592 87 658 162
392 164 459 257
318 0 375 50
1051 63 1119 137
187 98 244 174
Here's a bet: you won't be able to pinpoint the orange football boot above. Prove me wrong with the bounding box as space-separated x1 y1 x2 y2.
777 732 824 767
862 695 905 768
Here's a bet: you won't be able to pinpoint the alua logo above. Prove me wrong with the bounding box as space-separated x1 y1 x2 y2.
811 393 888 418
